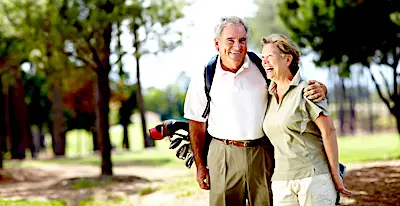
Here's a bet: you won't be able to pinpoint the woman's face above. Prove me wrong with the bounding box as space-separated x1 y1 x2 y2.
261 43 291 80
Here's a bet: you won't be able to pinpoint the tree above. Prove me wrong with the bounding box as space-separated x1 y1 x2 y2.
118 85 137 150
246 0 289 50
277 0 400 133
127 0 186 148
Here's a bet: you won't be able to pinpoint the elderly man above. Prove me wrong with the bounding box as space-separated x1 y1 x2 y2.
183 16 327 206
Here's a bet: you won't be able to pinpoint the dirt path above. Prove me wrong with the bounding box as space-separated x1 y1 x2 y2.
1 160 400 206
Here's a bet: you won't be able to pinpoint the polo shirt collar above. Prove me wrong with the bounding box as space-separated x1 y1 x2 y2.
215 54 250 75
268 70 302 95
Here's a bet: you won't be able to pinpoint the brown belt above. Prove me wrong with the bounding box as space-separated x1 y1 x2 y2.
213 137 266 147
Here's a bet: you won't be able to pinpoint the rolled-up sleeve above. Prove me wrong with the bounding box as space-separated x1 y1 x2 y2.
305 98 330 121
183 71 208 122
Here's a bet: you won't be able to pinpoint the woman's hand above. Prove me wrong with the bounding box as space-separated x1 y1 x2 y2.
332 174 352 195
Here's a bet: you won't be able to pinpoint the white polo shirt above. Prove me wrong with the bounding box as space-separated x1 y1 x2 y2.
184 54 269 140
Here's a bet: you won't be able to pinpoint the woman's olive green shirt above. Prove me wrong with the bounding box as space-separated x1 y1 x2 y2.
263 72 330 181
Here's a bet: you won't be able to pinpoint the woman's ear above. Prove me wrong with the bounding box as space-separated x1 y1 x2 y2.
286 54 293 67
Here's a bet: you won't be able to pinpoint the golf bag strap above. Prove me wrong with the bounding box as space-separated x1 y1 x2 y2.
247 51 269 84
202 54 218 118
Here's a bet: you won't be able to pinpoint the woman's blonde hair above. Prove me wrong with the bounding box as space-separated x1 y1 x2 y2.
261 34 300 75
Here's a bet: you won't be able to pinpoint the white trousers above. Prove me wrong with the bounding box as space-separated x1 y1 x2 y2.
271 173 337 206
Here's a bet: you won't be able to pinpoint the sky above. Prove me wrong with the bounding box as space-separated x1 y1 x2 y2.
116 0 330 90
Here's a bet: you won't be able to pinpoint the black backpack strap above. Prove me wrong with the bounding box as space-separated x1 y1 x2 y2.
247 51 270 85
202 54 218 118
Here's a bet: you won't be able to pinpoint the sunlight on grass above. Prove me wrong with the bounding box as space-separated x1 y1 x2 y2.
137 186 157 196
338 133 400 163
78 196 130 206
160 176 199 198
72 178 113 190
4 146 185 168
0 199 67 206
64 122 163 157
4 131 400 169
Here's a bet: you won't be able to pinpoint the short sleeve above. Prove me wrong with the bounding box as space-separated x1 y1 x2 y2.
183 70 208 122
304 97 330 121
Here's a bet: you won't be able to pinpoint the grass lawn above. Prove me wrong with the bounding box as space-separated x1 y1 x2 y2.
4 125 400 168
338 133 400 164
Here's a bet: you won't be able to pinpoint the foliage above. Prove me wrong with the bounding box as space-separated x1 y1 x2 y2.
144 84 186 120
276 0 400 131
21 71 52 128
246 0 289 50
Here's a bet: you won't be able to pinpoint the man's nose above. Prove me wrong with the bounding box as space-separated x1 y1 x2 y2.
233 40 241 49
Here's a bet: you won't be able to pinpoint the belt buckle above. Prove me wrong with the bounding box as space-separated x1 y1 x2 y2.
243 141 249 147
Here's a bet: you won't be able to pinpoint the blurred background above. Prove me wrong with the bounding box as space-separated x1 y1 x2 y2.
0 0 399 205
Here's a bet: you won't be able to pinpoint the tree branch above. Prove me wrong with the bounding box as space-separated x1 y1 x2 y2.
367 68 392 111
377 69 392 99
112 51 126 65
59 49 93 67
85 32 104 71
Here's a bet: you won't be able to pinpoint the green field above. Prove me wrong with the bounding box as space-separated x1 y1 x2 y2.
4 123 400 168
338 133 400 163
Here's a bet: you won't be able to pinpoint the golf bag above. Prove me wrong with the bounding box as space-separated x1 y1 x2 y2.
149 119 195 168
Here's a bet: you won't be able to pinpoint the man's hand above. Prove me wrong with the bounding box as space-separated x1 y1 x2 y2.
196 165 210 190
304 80 327 103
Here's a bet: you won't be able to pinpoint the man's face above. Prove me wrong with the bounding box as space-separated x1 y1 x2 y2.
214 24 247 70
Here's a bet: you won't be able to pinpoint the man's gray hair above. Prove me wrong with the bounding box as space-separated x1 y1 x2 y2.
215 16 249 40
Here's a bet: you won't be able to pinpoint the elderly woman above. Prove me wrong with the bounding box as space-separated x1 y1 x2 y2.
261 34 351 206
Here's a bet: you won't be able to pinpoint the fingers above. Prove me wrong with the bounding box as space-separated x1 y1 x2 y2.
307 80 317 85
339 186 352 195
304 85 326 102
312 95 324 103
196 168 210 190
198 177 210 190
304 90 324 100
206 172 210 189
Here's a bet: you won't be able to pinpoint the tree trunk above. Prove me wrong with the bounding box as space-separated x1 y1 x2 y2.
0 77 5 168
93 21 113 176
339 77 346 136
349 78 355 135
95 69 113 175
92 129 98 151
122 123 129 149
51 83 66 156
366 72 374 133
133 28 154 148
7 67 33 159
39 124 46 149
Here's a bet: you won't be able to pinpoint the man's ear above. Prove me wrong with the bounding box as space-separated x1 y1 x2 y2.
214 38 219 51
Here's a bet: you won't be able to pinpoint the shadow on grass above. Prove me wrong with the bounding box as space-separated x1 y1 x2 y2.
342 165 400 206
5 154 174 167
49 175 150 190
0 174 155 204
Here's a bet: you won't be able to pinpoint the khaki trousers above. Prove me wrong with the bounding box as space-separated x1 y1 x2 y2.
271 173 336 206
207 138 274 206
